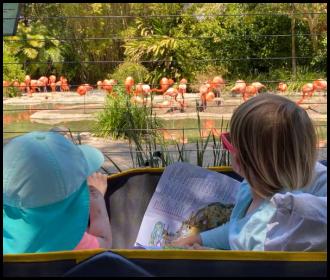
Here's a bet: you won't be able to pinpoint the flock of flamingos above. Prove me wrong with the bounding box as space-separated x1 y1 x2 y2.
3 75 327 110
3 75 327 147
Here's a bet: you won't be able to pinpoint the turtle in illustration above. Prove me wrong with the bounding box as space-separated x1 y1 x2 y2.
176 202 234 238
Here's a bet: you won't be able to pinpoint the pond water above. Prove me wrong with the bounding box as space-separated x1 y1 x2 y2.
3 103 327 143
3 104 96 139
161 118 327 143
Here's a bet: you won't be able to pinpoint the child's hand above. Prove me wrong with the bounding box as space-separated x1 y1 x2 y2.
87 172 108 196
169 238 188 247
189 243 215 250
169 234 202 247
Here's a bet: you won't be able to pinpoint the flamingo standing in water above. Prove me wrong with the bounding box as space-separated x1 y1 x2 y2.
198 83 210 111
178 78 187 96
55 80 62 92
102 79 116 95
244 85 258 100
49 75 56 92
125 76 134 95
211 76 225 99
77 84 93 96
313 79 327 96
97 80 103 90
54 76 69 92
142 84 151 96
30 80 39 94
39 76 48 92
163 87 180 111
61 77 70 92
150 77 172 108
205 91 215 102
164 87 178 100
133 83 143 96
160 77 170 92
130 83 146 104
151 77 170 95
36 80 44 93
251 82 266 94
141 84 151 104
177 78 188 111
231 80 258 101
230 80 246 97
130 82 149 104
277 82 288 94
76 85 86 96
297 83 315 105
25 75 31 95
50 82 56 93
297 79 327 105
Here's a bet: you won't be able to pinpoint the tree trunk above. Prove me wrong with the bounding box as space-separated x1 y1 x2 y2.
308 19 318 54
291 5 297 78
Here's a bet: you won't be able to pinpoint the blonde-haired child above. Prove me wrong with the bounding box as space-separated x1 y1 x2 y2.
171 94 327 251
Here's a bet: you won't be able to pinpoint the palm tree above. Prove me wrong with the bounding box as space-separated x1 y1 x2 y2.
124 17 180 85
6 22 63 77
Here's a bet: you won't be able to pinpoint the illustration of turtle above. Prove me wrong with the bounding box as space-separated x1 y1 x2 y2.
176 202 234 238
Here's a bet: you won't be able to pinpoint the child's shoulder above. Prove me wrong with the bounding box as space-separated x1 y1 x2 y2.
237 180 252 198
299 161 327 196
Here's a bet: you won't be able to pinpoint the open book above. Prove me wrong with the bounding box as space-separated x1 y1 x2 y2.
135 162 241 249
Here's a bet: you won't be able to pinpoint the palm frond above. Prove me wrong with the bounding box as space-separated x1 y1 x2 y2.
23 48 38 59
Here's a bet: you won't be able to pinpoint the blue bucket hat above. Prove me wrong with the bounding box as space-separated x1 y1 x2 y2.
3 131 104 254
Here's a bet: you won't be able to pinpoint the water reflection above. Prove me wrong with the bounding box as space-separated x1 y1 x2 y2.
3 104 328 146
3 103 96 139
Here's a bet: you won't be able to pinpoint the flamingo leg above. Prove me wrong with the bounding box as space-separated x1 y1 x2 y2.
308 90 314 98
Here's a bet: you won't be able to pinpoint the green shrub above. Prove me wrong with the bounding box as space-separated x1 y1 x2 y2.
93 86 164 167
110 62 150 87
310 36 327 73
93 86 163 140
3 43 26 97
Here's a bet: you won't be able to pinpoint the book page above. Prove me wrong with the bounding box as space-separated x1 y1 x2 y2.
135 162 241 248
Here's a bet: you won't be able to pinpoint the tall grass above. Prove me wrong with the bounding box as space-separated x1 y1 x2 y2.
94 87 236 170
195 106 212 167
93 86 164 167
211 117 230 166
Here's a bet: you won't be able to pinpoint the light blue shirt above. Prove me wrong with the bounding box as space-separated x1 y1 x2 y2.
200 162 327 250
200 180 275 250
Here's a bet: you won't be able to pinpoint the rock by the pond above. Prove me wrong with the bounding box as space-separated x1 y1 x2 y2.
30 110 97 124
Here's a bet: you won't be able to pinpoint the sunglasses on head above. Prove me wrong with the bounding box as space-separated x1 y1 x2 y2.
221 132 236 154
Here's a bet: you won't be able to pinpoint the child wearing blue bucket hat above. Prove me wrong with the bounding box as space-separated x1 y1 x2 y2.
3 131 112 253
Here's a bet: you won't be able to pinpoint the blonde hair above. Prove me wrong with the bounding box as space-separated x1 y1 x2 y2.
230 94 317 199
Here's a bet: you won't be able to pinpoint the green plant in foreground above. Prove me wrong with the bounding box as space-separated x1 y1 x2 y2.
195 106 212 167
94 86 164 167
